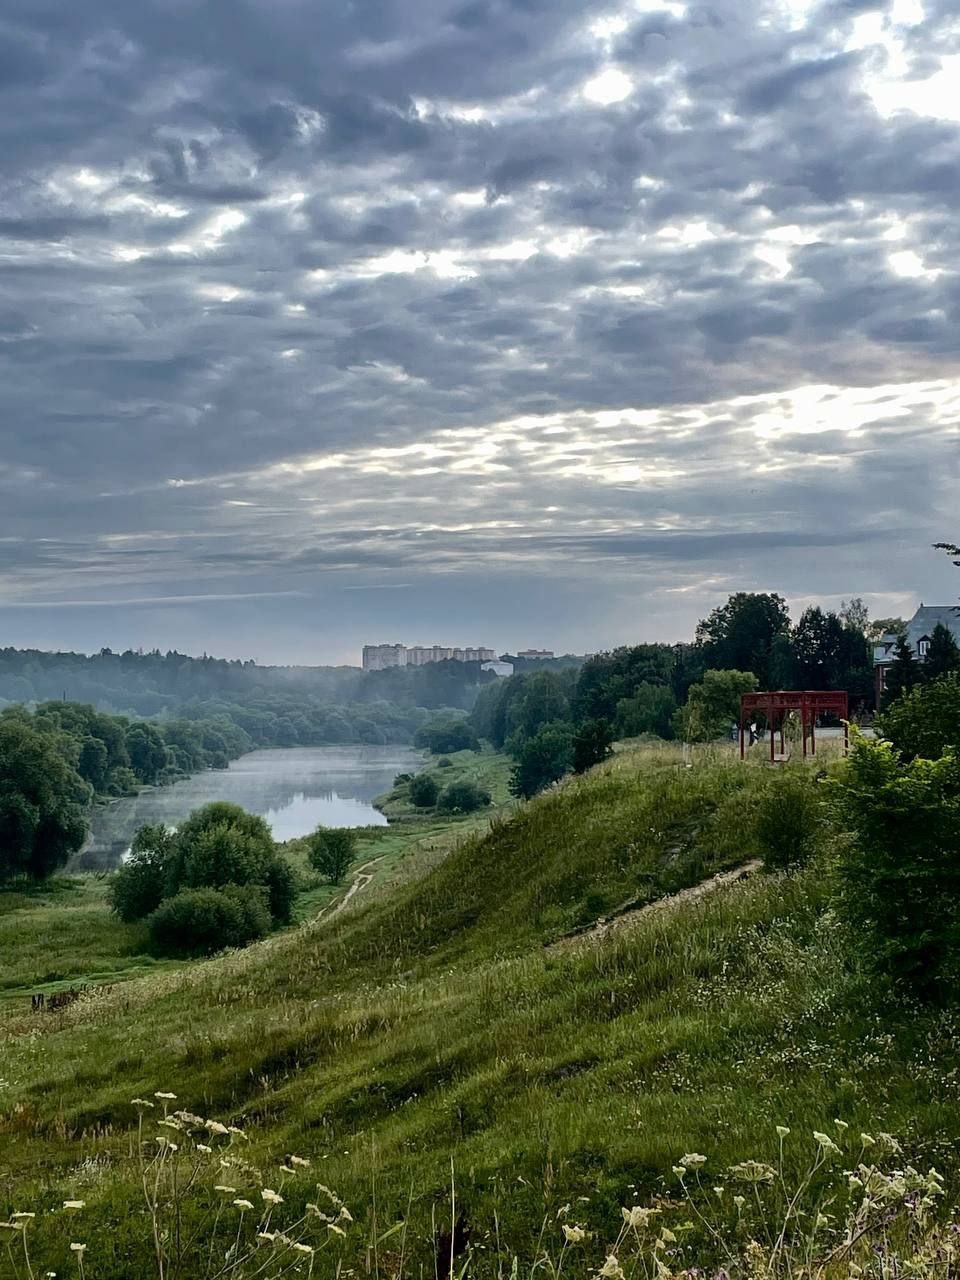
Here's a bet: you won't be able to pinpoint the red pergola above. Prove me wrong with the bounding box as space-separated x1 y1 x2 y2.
739 690 849 762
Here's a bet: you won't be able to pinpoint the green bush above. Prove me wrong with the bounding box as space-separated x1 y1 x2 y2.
409 773 440 807
437 756 454 769
831 737 960 999
414 718 479 754
572 718 614 774
754 769 824 870
307 826 356 883
146 885 270 958
263 855 297 924
108 826 172 922
877 672 960 761
509 724 574 799
437 778 492 814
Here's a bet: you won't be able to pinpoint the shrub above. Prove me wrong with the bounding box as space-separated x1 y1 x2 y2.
414 718 479 754
437 778 492 814
167 803 274 893
831 737 960 998
437 756 454 769
263 855 297 924
753 769 824 870
680 669 759 742
307 826 356 883
108 826 173 922
509 724 574 799
409 773 440 807
146 886 269 958
393 772 414 786
877 672 960 761
572 718 614 774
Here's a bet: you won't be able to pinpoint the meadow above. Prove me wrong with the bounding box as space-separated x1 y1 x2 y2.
1 743 957 1278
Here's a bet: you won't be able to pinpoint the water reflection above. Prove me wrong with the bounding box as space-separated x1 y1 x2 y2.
71 746 421 872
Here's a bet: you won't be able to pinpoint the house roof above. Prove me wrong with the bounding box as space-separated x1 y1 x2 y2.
874 604 960 664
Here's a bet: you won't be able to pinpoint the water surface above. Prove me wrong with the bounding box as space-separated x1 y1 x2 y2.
71 745 420 872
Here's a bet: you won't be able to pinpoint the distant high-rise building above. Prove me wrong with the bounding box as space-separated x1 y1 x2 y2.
516 649 555 660
362 643 407 671
362 643 496 671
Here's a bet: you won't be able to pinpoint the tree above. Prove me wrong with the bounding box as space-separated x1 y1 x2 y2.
572 718 614 774
839 597 870 633
695 593 791 684
882 634 922 707
679 669 759 743
615 683 678 739
307 826 356 884
168 803 274 892
924 622 960 680
793 607 872 700
509 724 574 799
573 646 676 723
877 673 960 761
409 773 440 807
125 722 168 785
832 738 960 999
436 778 492 814
414 717 479 754
0 718 90 882
507 672 571 744
868 617 907 643
108 824 173 922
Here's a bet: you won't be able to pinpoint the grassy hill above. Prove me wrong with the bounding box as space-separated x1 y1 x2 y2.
0 745 956 1277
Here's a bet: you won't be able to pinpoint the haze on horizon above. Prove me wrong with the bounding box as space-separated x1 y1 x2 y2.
1 0 958 667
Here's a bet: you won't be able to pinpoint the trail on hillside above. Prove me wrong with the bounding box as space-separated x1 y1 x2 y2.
548 859 763 953
316 857 384 922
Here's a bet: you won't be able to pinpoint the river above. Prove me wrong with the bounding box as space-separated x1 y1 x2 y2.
70 745 422 872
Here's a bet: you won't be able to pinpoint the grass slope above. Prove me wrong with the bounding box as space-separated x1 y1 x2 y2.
1 745 957 1277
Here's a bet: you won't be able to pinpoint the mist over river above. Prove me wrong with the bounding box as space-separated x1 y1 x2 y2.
70 745 421 872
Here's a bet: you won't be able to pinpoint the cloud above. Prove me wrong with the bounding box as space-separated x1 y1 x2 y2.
1 0 958 660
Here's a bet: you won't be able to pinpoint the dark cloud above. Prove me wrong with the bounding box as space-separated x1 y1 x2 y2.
0 0 958 660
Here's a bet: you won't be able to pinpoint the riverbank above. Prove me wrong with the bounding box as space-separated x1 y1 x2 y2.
0 747 514 1014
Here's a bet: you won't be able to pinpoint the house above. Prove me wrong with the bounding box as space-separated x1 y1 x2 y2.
873 604 960 703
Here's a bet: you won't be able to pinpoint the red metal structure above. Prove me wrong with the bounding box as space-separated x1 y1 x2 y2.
739 690 849 762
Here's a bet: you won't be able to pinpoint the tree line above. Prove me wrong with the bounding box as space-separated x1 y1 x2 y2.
468 591 954 799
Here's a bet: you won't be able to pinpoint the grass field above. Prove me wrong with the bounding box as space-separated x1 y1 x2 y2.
1 743 957 1278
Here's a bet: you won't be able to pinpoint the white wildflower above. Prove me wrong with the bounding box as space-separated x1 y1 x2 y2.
599 1255 624 1279
261 1189 283 1206
233 1200 255 1211
562 1224 586 1243
62 1201 85 1211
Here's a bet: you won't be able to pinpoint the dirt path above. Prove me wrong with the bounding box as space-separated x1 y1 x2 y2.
315 857 385 923
549 859 763 954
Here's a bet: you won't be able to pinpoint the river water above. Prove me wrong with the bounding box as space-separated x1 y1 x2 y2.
70 745 421 872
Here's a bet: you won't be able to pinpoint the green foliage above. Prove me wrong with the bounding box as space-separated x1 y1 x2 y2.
832 737 960 998
307 826 357 883
877 672 960 761
573 645 679 722
107 826 172 922
924 622 960 680
436 756 454 768
754 769 824 870
124 722 168 785
0 716 90 882
695 592 791 683
615 682 677 739
572 718 614 774
509 723 574 798
147 884 270 958
408 772 440 807
471 669 578 749
882 634 923 707
680 669 758 742
109 803 290 953
414 716 479 754
263 855 297 924
793 606 872 697
436 777 492 814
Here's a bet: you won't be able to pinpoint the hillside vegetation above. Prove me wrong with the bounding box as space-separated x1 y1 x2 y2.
1 744 958 1278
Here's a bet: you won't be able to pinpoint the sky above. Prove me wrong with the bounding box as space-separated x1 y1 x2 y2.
1 0 958 665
